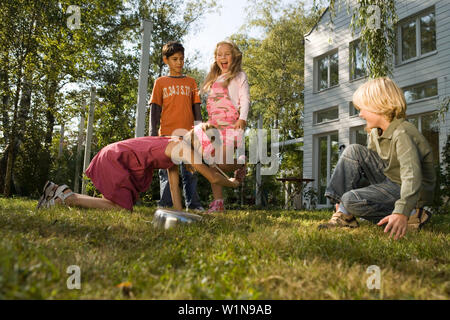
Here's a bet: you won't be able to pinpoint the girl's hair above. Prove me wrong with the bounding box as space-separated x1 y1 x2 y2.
352 77 406 122
201 40 243 94
182 123 222 172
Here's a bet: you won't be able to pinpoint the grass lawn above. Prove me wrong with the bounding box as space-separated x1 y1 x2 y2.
0 197 449 299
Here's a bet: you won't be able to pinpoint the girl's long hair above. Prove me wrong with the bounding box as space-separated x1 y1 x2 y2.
201 40 243 95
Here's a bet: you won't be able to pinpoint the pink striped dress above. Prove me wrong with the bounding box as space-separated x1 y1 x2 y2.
206 75 243 148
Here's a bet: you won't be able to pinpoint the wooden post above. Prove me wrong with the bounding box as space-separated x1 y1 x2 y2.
82 87 96 195
74 110 85 193
284 181 288 209
255 114 262 206
135 19 152 138
58 123 65 159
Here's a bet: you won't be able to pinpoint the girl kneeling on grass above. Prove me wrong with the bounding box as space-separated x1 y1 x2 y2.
37 123 245 212
319 77 436 240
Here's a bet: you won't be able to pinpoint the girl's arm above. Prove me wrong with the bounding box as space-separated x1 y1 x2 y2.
193 162 240 188
237 72 250 121
167 166 183 211
176 141 240 188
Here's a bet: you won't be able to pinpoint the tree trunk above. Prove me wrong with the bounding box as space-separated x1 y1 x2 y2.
3 76 32 196
3 144 14 196
39 79 58 184
0 70 10 190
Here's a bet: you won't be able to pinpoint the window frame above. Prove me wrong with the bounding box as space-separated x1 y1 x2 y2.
406 112 440 164
349 39 367 81
313 106 340 125
349 101 359 117
350 125 368 146
402 79 438 104
315 131 339 206
314 49 339 92
396 7 437 65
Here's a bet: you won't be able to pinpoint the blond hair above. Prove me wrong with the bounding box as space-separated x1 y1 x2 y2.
182 123 222 171
201 41 243 94
352 77 406 122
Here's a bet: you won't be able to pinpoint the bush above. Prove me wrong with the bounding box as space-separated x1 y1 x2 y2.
432 134 450 214
436 134 450 213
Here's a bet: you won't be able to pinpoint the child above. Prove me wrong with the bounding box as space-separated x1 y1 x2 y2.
319 77 436 240
201 40 250 213
37 124 244 212
149 41 204 212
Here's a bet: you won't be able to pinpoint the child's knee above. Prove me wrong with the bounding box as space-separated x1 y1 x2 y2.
341 191 362 214
342 144 365 158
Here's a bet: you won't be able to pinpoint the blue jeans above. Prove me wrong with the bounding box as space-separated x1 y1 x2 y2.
159 164 202 209
325 144 401 224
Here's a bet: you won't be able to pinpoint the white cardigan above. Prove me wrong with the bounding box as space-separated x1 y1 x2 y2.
216 71 251 121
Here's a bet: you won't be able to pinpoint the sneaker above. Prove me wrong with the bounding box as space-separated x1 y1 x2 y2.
407 208 432 231
207 199 224 213
318 211 359 230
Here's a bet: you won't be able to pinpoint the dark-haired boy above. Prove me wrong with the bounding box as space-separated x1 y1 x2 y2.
149 41 204 211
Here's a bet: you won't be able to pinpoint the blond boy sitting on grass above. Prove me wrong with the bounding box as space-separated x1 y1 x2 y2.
319 77 436 240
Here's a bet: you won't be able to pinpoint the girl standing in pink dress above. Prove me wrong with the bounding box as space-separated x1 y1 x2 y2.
201 40 250 213
37 124 243 212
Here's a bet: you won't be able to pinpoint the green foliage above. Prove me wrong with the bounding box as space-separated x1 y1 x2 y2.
229 0 317 191
233 0 316 139
0 0 217 198
1 198 449 299
436 135 450 213
328 0 398 78
438 96 450 120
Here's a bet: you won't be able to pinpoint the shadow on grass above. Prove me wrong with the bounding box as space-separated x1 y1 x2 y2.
0 208 174 254
1 200 448 281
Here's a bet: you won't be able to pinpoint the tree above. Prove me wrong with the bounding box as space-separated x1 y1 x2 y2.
0 0 217 198
326 0 398 78
231 0 317 177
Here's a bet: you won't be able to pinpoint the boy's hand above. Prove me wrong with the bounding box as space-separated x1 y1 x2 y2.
234 119 246 130
377 213 408 240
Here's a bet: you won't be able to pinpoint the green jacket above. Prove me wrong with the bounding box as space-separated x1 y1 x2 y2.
368 118 436 217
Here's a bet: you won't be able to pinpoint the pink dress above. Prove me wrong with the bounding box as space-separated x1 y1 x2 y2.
85 136 174 211
207 76 243 148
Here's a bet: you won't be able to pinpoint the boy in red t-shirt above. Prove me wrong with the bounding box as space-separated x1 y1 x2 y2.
149 41 204 211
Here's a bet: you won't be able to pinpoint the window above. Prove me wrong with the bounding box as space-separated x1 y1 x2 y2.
316 50 339 91
407 112 440 165
349 102 359 117
317 133 339 205
350 126 368 146
314 106 339 124
398 8 436 63
349 40 367 80
403 79 438 103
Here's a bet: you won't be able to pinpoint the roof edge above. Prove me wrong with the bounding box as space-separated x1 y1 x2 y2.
304 6 329 38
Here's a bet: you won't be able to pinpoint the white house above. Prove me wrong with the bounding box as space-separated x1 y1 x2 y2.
303 0 450 208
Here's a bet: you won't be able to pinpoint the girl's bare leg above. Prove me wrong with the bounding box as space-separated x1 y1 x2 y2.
210 145 244 201
51 185 124 210
64 193 123 210
211 183 223 200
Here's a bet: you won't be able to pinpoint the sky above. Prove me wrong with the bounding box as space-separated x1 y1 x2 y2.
183 0 314 72
183 0 250 71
